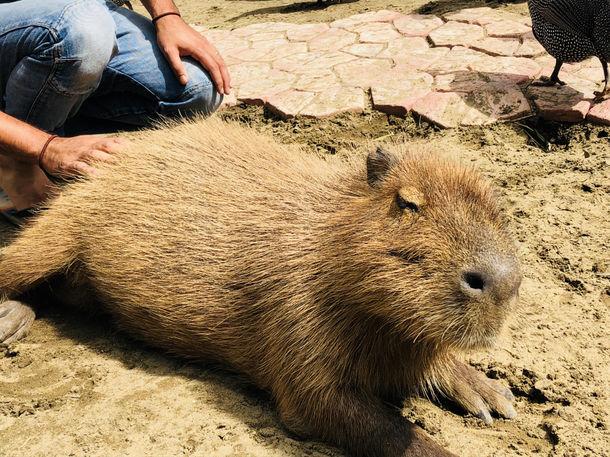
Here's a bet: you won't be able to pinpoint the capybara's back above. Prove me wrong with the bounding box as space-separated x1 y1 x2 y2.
0 117 521 457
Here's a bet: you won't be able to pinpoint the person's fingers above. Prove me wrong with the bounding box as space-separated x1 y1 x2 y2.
71 161 98 176
208 43 231 94
111 137 130 146
191 48 224 94
164 46 189 85
86 150 116 164
94 138 126 153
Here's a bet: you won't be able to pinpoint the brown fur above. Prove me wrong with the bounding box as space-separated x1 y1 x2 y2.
0 117 521 457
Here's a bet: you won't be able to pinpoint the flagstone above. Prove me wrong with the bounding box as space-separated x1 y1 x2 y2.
299 86 365 118
391 47 450 70
428 21 485 48
348 22 402 43
371 71 434 115
378 37 429 60
292 71 339 92
469 56 541 83
485 20 531 38
309 28 358 52
586 99 610 125
471 37 520 56
515 36 546 57
237 69 297 105
266 90 317 118
393 14 443 37
286 23 329 41
335 58 394 89
343 43 385 58
192 9 607 126
412 88 531 128
426 47 489 73
330 10 404 29
528 76 596 122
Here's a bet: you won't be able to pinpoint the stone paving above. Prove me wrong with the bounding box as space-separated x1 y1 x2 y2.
195 7 610 128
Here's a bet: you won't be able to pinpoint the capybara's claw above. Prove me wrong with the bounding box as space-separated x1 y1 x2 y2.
0 300 35 344
444 360 516 424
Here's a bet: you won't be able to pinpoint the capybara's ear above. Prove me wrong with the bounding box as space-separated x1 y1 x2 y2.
367 146 397 187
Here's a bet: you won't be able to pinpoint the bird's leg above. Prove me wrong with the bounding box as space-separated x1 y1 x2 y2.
594 58 609 101
532 59 566 86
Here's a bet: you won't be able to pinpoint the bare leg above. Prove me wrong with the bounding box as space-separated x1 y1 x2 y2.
532 59 566 86
440 359 516 425
0 300 35 344
278 388 456 457
594 58 609 101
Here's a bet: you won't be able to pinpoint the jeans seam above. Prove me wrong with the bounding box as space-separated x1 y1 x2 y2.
24 28 62 126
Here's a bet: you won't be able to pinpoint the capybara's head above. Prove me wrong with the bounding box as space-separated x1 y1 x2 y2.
333 146 521 351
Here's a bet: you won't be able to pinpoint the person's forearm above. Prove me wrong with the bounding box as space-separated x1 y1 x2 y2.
140 0 180 18
0 112 51 164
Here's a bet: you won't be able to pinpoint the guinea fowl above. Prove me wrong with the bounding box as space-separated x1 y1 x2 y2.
528 0 610 100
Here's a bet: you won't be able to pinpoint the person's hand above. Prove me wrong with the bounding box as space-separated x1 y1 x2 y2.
154 14 231 95
41 135 128 179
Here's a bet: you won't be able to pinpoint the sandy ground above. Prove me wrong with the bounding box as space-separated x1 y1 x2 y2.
1 1 609 457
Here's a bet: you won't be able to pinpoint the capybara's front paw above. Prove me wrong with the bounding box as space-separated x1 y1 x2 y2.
0 300 35 345
443 360 516 425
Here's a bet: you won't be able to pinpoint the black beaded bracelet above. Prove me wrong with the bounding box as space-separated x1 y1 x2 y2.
152 12 181 24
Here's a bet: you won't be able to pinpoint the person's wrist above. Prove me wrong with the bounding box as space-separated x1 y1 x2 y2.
152 11 182 27
38 135 59 173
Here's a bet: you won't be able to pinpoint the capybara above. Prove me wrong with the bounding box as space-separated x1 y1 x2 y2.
0 117 521 457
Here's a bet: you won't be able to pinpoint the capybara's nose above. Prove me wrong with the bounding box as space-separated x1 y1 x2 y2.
460 257 521 304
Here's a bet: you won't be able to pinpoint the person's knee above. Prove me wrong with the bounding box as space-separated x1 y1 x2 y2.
53 1 116 95
181 83 224 116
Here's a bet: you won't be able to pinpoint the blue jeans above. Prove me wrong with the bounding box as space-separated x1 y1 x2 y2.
0 0 223 132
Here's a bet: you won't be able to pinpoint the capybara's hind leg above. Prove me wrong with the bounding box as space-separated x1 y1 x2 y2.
0 211 76 344
0 211 76 299
0 300 35 344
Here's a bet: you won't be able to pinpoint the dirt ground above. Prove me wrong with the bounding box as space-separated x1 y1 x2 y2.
1 1 609 457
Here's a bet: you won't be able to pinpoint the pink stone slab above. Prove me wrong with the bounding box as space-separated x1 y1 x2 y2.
469 56 541 83
272 51 326 73
528 79 595 122
343 43 385 58
426 46 488 73
347 22 402 43
393 14 443 37
309 28 357 52
428 21 485 47
412 87 532 128
485 20 531 38
249 31 286 42
330 10 404 29
249 37 289 52
515 37 546 58
335 58 394 89
232 22 293 37
218 92 238 110
471 37 520 57
304 51 358 72
292 71 339 92
434 72 520 92
228 62 271 87
371 71 434 115
257 42 309 63
586 99 610 125
286 23 329 42
299 86 365 118
378 37 429 60
237 69 296 105
572 66 605 84
392 47 451 70
266 90 316 118
444 7 529 27
443 7 495 24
